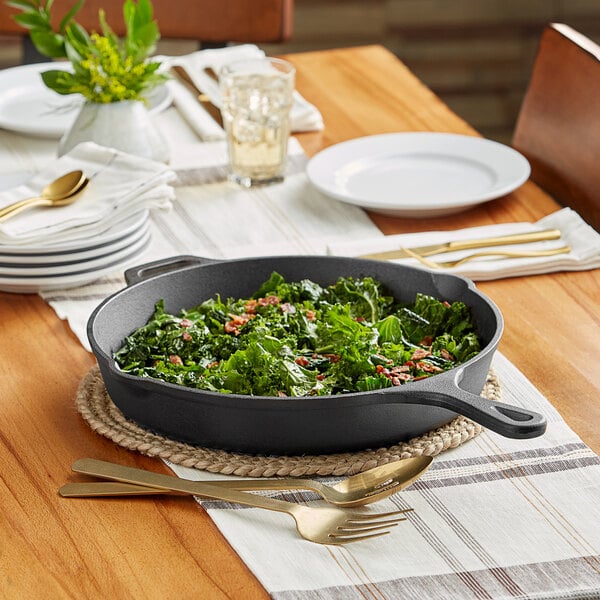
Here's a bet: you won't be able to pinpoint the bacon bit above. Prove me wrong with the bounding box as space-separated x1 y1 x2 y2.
312 353 318 359
390 365 410 374
182 331 192 342
376 364 388 374
169 355 183 366
180 318 193 328
324 353 340 363
419 336 434 346
316 374 325 381
405 360 415 368
295 356 310 367
277 391 288 397
280 302 296 314
413 375 429 381
411 348 431 360
417 361 442 373
258 295 280 307
224 313 251 335
243 299 258 314
440 349 455 361
207 361 219 369
305 310 316 321
442 301 451 308
354 316 366 322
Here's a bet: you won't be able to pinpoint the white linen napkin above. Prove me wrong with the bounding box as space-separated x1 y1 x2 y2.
160 44 324 140
0 142 176 245
328 208 600 280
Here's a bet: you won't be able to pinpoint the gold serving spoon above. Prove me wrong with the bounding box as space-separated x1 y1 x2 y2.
0 170 89 223
60 456 433 508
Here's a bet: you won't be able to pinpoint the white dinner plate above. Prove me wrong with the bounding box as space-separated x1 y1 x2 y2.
0 63 172 138
0 211 149 256
306 132 531 218
0 219 149 266
0 229 151 293
0 226 150 276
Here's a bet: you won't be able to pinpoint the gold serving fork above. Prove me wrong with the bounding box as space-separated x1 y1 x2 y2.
60 456 432 508
65 459 412 545
401 245 572 269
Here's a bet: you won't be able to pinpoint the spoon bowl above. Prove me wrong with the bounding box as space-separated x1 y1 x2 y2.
60 455 433 507
0 170 88 223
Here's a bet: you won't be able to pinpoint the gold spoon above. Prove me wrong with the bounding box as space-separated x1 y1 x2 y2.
0 170 88 223
60 456 433 507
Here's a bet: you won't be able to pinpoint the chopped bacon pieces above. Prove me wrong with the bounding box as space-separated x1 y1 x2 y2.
440 349 455 361
411 348 431 360
295 356 310 367
182 331 192 342
169 355 183 366
305 310 316 321
258 295 280 307
180 318 193 328
224 313 252 335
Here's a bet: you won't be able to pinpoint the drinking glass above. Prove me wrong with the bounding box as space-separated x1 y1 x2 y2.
220 57 295 187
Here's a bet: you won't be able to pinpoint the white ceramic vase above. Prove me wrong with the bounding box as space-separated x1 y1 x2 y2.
58 99 170 163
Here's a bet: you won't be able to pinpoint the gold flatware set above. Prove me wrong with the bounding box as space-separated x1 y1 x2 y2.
60 456 432 545
170 64 223 127
0 170 89 223
359 228 571 269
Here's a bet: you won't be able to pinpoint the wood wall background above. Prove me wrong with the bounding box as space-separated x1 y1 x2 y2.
1 0 599 143
262 0 600 143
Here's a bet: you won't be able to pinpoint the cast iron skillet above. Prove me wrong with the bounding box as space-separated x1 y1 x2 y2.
87 255 546 454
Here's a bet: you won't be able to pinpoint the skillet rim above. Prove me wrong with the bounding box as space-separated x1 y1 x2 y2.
86 254 504 406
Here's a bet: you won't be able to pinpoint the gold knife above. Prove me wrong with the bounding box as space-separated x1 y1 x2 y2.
359 229 562 260
170 65 224 127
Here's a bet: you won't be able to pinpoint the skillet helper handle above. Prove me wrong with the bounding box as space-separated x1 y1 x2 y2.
70 459 304 515
124 255 220 286
393 372 547 439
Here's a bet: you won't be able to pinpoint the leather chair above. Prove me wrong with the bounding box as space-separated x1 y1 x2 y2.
513 23 600 231
0 0 294 61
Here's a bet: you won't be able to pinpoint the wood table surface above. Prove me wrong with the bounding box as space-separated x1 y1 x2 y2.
1 45 598 599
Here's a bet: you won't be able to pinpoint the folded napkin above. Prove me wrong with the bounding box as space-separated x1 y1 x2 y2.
0 142 176 246
328 208 600 280
160 44 324 141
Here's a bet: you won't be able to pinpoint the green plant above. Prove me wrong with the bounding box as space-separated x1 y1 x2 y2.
6 0 167 103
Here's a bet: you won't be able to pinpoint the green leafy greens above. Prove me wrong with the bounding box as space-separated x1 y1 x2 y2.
6 0 166 102
114 273 482 397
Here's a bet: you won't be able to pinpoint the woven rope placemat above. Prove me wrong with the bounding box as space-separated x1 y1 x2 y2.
76 365 500 478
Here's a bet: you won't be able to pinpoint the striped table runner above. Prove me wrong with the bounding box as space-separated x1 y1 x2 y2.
171 352 600 599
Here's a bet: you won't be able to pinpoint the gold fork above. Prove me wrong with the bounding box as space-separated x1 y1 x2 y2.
402 245 572 269
67 459 411 545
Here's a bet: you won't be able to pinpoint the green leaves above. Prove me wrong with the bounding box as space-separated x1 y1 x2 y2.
7 0 166 102
114 273 482 397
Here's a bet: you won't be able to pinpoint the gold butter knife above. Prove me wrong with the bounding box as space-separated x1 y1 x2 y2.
171 65 223 127
359 229 562 260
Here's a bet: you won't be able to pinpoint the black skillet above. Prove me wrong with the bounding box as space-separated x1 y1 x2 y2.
87 255 546 454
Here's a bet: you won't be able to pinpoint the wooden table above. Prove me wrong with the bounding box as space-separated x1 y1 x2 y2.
1 45 598 599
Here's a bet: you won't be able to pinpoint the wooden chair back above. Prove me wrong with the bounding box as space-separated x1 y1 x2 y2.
513 23 600 231
0 0 293 44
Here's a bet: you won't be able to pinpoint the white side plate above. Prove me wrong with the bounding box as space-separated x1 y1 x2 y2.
306 132 531 218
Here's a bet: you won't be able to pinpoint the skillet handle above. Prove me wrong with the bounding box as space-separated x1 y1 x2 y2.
124 255 220 286
393 371 547 439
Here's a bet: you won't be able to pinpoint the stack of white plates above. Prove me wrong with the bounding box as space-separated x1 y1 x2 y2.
0 211 151 293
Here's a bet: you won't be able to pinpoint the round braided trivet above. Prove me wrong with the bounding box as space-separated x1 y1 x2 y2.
75 365 501 478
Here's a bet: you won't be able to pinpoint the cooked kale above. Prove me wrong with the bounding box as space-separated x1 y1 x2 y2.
114 273 481 397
